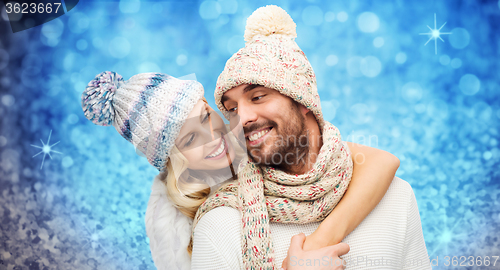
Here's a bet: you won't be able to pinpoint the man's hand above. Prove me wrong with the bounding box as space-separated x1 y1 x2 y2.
281 230 339 268
281 233 349 270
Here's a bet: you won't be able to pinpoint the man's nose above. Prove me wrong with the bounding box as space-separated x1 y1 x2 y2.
236 102 258 128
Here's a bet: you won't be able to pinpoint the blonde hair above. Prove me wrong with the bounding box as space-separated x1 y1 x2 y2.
156 101 246 254
159 130 244 218
160 145 210 219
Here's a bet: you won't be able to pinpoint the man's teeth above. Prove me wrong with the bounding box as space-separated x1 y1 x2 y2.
249 128 271 142
207 138 226 158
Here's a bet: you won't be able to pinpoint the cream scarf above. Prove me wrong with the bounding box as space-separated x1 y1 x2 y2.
191 121 353 269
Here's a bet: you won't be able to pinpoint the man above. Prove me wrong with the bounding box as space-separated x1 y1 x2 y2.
191 5 430 270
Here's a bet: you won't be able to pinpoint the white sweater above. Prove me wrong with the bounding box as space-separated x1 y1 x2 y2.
146 175 193 270
191 177 432 270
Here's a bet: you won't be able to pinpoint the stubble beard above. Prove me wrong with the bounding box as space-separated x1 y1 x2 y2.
246 104 309 174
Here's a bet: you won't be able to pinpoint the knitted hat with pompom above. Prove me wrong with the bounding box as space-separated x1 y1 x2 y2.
81 71 204 172
214 5 324 128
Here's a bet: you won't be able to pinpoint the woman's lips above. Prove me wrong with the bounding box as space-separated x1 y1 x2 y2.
205 134 228 160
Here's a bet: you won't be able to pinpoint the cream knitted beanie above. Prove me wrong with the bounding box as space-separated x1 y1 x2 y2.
215 5 324 128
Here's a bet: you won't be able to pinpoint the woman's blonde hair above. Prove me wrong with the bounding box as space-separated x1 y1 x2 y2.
159 130 244 218
157 98 246 254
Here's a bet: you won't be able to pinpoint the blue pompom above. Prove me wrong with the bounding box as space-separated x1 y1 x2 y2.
81 71 124 126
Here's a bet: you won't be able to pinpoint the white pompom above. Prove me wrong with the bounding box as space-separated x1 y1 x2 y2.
244 5 297 42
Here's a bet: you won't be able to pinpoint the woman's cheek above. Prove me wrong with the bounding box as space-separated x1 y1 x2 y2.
183 148 202 164
230 122 244 142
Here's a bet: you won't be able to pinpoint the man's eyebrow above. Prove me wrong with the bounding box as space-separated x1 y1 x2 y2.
221 84 261 104
243 84 260 93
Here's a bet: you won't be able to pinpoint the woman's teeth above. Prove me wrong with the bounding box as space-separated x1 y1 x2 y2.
206 137 226 158
249 128 271 142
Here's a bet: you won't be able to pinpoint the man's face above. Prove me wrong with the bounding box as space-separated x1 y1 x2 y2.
221 84 309 169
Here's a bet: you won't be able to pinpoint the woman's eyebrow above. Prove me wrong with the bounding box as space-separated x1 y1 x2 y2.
199 104 206 122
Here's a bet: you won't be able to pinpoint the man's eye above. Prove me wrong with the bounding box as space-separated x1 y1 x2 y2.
252 95 264 101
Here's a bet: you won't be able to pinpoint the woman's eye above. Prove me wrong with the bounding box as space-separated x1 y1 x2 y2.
185 134 195 147
202 111 211 123
228 107 237 112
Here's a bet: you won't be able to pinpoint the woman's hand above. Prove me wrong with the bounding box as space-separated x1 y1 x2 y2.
301 230 330 251
282 233 349 270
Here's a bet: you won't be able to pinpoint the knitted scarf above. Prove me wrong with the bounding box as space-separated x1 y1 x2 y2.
191 121 353 269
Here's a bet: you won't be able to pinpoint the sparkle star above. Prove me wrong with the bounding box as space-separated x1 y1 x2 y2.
428 216 466 257
31 129 62 169
419 13 452 54
81 224 109 254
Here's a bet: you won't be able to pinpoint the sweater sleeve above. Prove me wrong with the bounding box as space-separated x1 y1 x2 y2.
402 183 432 270
191 207 243 270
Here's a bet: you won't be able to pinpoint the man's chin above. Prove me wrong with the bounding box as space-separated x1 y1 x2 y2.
247 149 276 165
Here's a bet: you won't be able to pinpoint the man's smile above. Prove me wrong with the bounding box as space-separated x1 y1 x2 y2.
246 127 273 146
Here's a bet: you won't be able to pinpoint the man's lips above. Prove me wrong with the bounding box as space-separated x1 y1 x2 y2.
246 127 273 146
245 126 272 139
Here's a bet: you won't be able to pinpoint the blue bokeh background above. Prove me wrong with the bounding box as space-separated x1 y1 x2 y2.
0 0 499 269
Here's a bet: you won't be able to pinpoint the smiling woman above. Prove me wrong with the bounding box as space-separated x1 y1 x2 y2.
174 99 237 172
81 70 247 269
163 98 244 220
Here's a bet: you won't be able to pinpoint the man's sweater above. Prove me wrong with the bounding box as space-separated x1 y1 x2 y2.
191 177 432 270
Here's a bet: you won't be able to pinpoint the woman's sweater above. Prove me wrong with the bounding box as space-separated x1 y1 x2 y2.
191 177 432 270
145 175 193 270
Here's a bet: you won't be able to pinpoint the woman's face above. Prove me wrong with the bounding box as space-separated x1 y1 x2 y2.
175 100 236 171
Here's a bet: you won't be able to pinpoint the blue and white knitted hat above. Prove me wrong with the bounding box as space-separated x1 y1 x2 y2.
81 71 204 172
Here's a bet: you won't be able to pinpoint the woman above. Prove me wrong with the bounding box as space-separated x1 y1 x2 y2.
81 71 398 269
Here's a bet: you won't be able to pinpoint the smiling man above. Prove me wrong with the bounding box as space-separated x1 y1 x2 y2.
190 5 431 270
222 84 319 174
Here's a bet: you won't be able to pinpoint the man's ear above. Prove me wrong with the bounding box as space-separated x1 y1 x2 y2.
298 104 310 117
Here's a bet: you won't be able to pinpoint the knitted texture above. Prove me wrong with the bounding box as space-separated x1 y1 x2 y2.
191 121 353 269
214 5 324 128
81 71 204 172
192 178 432 270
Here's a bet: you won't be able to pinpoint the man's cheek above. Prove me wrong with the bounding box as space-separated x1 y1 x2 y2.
269 133 284 148
229 119 245 144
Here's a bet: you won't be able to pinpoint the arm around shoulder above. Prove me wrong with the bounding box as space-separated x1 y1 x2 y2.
310 142 400 246
345 141 400 174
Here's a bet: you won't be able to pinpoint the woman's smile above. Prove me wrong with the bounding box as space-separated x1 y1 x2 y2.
205 133 228 160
